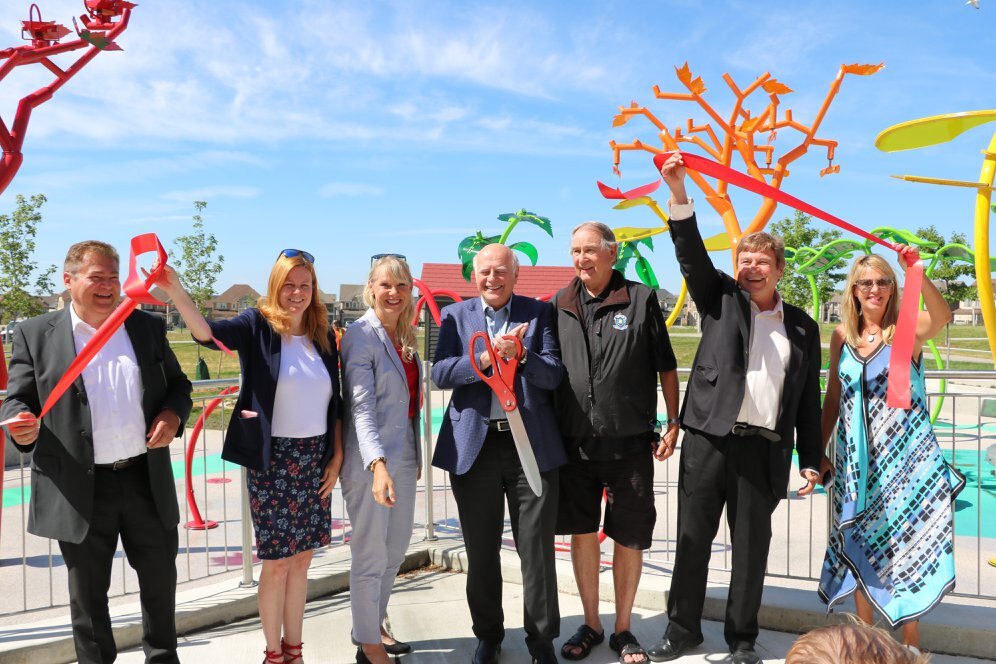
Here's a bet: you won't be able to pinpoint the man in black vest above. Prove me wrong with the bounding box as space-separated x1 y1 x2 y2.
647 155 822 664
2 240 192 664
553 222 680 664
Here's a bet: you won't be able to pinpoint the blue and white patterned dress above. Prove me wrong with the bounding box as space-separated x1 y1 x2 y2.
818 342 965 627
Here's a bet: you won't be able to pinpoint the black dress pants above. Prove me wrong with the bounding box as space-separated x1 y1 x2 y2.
59 459 179 664
450 429 560 656
665 430 780 650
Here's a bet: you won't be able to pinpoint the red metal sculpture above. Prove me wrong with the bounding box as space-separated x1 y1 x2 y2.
0 1 134 196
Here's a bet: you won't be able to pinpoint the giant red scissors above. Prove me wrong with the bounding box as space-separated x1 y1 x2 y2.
469 331 543 497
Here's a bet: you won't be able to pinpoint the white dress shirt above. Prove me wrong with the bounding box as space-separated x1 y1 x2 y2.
70 305 148 464
482 298 512 422
736 296 789 430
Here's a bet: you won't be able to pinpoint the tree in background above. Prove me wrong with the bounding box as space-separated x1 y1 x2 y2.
915 225 976 306
0 194 57 326
769 210 845 314
171 201 224 317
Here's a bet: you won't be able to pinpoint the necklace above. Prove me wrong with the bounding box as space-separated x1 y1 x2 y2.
864 325 881 343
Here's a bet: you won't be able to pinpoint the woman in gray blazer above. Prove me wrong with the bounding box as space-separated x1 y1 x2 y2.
341 256 423 664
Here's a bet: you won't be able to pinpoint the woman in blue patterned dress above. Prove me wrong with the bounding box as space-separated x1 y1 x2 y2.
818 249 964 651
156 250 342 664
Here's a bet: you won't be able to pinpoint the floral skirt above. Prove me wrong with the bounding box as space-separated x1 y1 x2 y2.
248 434 332 560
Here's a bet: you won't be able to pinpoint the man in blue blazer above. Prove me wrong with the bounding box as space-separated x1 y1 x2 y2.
432 243 566 664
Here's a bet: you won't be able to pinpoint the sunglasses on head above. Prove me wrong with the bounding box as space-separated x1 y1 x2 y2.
854 278 893 292
279 249 315 264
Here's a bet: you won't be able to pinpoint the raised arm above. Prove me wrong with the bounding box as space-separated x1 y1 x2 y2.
905 246 953 351
151 265 213 343
660 152 724 312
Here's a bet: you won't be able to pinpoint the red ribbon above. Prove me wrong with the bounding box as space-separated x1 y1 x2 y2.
1 234 168 427
651 151 922 409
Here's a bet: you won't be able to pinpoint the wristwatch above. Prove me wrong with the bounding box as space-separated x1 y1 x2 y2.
367 457 386 472
518 351 528 366
665 417 680 427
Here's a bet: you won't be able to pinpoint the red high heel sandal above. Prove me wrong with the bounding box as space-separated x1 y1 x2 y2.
263 647 283 664
281 639 303 664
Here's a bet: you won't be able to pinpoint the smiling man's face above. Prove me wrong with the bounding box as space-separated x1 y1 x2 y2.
66 252 121 328
736 248 783 309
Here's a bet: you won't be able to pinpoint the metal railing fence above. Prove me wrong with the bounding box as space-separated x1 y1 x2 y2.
0 368 993 617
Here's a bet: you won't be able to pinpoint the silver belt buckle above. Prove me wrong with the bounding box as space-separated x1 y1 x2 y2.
493 419 510 432
731 423 747 436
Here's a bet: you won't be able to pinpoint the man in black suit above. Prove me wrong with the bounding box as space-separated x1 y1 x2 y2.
647 155 822 664
2 240 192 664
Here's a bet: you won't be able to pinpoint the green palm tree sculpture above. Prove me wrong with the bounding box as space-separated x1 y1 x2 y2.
457 210 553 281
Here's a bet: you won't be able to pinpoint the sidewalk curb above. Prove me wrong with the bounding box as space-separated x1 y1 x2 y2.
2 542 992 663
429 543 996 661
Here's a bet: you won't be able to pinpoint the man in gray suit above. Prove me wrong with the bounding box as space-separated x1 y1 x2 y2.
2 240 192 664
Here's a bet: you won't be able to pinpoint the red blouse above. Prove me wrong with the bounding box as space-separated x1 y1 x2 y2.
397 347 420 419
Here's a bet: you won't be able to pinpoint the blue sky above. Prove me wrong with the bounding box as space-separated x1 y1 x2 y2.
1 0 994 295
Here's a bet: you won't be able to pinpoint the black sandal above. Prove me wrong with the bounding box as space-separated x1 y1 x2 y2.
561 624 605 660
609 631 648 664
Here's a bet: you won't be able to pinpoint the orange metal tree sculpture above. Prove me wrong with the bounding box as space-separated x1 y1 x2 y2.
609 62 883 261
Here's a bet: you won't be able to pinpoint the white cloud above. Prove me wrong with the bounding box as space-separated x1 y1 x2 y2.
318 182 385 197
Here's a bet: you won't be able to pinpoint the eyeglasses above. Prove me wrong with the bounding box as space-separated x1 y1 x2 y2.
854 278 894 292
279 249 315 264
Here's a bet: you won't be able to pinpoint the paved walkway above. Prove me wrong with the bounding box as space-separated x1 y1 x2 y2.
107 565 994 664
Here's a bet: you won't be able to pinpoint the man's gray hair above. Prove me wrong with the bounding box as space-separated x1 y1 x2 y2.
571 221 617 252
472 244 520 272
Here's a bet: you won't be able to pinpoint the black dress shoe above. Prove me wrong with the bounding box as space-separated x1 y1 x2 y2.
647 635 704 662
351 636 413 655
530 647 557 664
731 647 762 664
473 639 501 664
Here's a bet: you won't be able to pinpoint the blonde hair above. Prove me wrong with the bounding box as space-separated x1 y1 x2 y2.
258 253 332 355
787 621 930 664
841 254 900 348
363 256 417 362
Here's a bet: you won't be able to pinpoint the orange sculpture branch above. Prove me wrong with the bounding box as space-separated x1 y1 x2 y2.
611 62 883 253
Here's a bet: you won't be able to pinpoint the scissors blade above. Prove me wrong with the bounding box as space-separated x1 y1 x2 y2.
506 407 543 497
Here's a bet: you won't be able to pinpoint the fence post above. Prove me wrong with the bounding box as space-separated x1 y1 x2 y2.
422 359 437 541
239 467 257 588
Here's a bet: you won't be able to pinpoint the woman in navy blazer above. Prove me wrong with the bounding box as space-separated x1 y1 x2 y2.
341 256 422 664
155 250 342 664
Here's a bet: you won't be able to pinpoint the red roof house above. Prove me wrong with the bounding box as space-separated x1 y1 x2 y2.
418 263 577 301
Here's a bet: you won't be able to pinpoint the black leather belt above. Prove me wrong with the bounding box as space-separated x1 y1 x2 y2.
94 454 144 471
488 420 511 432
730 422 781 442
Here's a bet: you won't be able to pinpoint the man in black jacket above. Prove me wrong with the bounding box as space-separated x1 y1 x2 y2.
2 241 192 664
647 155 822 664
553 222 680 664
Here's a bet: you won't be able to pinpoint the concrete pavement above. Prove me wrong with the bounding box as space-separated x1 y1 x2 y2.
105 554 993 664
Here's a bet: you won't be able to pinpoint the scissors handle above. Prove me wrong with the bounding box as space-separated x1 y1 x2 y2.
468 331 520 411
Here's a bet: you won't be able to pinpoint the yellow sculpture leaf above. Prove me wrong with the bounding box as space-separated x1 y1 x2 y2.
842 62 885 76
762 79 793 95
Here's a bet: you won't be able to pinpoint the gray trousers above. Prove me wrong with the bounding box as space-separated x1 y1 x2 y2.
342 436 418 644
